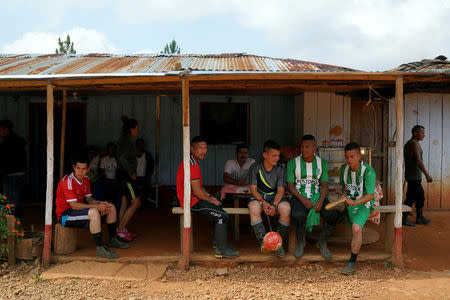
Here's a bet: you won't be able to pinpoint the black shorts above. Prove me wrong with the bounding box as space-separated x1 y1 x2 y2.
290 196 344 226
121 180 141 200
60 208 90 229
248 193 290 206
191 200 228 225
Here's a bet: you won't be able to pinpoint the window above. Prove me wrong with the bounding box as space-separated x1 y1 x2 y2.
200 102 249 144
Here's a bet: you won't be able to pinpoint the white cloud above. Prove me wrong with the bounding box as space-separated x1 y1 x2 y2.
1 27 118 54
132 49 158 55
113 0 450 71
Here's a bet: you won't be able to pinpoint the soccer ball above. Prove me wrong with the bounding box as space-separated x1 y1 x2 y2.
263 232 282 251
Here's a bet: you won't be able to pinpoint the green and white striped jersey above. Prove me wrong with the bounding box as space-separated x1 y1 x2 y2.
287 155 328 199
339 161 376 208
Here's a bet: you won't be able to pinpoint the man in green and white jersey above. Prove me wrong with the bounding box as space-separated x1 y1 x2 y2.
287 135 342 260
340 142 376 275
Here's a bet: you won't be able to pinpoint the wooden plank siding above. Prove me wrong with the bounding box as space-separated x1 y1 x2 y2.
302 92 351 145
388 93 450 209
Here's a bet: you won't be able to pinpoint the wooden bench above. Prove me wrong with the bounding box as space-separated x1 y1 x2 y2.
174 205 412 255
287 204 413 253
375 205 412 252
172 207 297 253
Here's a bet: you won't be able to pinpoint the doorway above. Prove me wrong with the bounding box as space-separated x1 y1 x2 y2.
29 102 86 203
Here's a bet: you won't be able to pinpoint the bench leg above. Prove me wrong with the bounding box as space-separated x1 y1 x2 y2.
234 198 240 241
180 215 194 254
385 213 394 253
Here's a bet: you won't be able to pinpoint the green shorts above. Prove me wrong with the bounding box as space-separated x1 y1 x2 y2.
346 204 372 227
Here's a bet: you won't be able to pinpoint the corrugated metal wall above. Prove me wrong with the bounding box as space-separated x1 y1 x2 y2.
388 93 450 209
1 94 295 186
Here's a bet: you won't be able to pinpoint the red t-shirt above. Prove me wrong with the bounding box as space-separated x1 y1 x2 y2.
176 155 202 208
55 173 92 220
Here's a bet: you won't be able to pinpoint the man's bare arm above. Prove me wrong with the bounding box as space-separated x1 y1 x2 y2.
287 182 314 209
223 172 239 185
411 142 432 182
346 193 374 206
191 179 221 205
314 181 328 212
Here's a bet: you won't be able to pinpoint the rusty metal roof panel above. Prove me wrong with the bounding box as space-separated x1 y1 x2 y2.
0 53 359 75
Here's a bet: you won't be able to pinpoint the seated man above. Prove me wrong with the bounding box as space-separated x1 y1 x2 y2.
287 135 342 260
176 136 239 259
340 142 376 275
55 154 129 259
223 143 255 186
248 140 290 257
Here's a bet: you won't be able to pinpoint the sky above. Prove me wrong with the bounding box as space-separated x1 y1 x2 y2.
0 0 448 71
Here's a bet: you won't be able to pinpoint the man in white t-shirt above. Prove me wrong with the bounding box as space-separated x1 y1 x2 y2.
100 143 119 206
223 144 255 186
100 143 118 180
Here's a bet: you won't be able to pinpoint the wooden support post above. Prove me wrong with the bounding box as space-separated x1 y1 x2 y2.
59 89 67 180
42 82 54 267
393 76 404 267
155 95 160 184
180 77 191 270
7 215 16 266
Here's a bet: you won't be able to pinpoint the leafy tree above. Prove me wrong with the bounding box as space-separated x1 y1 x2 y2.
162 40 181 54
56 34 76 54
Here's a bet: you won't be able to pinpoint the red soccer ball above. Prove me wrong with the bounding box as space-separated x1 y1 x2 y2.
263 232 282 251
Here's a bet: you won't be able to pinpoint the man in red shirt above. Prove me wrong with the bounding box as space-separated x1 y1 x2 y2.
56 154 129 259
176 136 239 258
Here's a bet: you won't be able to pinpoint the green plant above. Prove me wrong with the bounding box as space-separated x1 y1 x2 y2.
0 194 25 256
34 270 46 283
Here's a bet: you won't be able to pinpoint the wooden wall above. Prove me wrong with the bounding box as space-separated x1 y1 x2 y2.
301 92 351 145
388 93 450 209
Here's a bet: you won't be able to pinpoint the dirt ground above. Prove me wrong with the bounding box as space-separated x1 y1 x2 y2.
4 208 449 299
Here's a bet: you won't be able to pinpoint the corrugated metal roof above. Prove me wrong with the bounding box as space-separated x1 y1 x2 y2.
0 53 357 75
390 55 449 73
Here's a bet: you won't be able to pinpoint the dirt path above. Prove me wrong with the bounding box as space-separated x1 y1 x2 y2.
1 260 449 300
6 211 449 299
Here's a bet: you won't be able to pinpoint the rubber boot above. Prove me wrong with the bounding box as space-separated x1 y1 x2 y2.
293 219 306 259
402 213 415 227
214 223 239 258
212 223 236 250
342 261 356 275
252 221 270 253
275 221 289 257
416 208 431 224
316 222 334 260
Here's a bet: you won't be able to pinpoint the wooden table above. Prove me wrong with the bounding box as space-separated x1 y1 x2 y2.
221 185 251 241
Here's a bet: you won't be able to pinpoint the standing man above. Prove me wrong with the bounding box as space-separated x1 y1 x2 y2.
403 125 432 226
176 136 239 259
287 135 342 260
248 140 290 257
340 142 376 275
0 120 26 218
223 143 255 186
56 154 129 259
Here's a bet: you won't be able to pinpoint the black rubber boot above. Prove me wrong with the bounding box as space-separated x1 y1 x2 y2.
275 222 289 258
402 213 415 227
316 222 334 260
212 223 236 250
252 221 269 253
293 219 306 259
214 223 240 259
416 208 431 224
